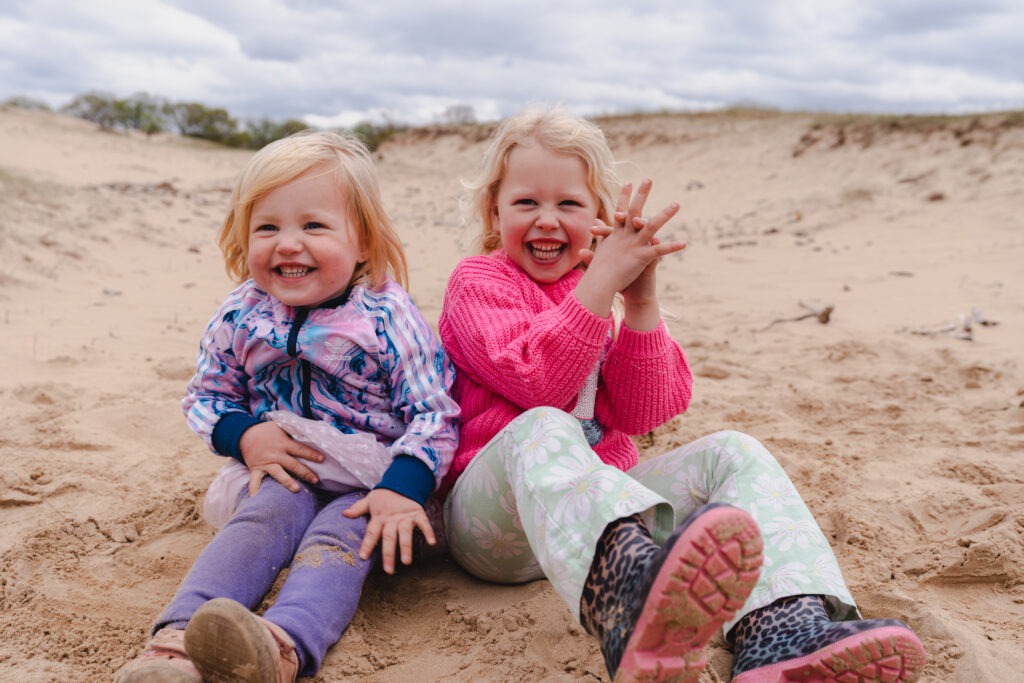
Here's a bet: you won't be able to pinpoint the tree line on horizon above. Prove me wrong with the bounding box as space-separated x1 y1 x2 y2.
1 91 421 151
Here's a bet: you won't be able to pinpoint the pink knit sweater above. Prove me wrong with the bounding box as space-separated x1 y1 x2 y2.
438 250 692 494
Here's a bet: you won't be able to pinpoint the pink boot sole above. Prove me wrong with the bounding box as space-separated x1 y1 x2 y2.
731 624 927 682
615 506 764 683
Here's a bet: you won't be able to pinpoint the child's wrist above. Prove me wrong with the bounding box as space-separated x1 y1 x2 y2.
622 298 661 331
575 276 616 317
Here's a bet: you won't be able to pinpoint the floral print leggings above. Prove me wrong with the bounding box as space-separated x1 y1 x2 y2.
443 407 858 632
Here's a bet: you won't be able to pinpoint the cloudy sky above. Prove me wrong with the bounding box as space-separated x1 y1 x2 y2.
2 0 1022 128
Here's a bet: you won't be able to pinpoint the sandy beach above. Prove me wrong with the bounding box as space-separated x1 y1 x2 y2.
0 105 1021 682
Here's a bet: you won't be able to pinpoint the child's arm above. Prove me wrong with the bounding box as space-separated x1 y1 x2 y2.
182 289 260 452
597 323 693 434
582 180 693 432
344 285 459 573
440 257 611 409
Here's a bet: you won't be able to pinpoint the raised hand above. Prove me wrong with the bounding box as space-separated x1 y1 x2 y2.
576 179 685 327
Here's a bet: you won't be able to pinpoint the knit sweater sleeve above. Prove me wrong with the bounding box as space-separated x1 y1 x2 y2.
439 257 611 410
595 320 692 434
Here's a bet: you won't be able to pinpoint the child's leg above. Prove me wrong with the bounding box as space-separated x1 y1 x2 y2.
444 407 674 618
580 505 762 681
154 479 320 632
181 490 373 681
262 490 374 677
446 410 764 681
627 429 858 631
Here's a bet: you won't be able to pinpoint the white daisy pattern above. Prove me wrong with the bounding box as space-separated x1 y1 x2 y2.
750 472 801 511
470 518 529 560
670 463 712 507
762 516 819 552
549 462 615 527
509 419 562 469
761 560 812 599
812 550 847 592
498 488 525 531
462 459 501 499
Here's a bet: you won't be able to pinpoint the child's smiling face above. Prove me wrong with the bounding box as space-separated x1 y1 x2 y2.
247 164 366 307
491 143 599 283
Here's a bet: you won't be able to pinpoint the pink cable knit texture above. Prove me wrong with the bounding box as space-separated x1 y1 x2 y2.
438 250 692 494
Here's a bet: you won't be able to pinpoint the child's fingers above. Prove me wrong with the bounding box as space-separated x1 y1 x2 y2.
637 201 680 240
590 219 613 237
398 517 417 566
360 519 386 566
653 239 687 257
284 455 319 486
378 523 398 574
342 496 369 518
614 182 633 225
248 469 265 497
626 178 653 226
415 511 437 547
270 466 302 493
287 440 324 463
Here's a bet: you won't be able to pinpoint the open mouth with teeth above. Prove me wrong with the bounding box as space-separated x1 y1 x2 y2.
276 265 313 278
527 241 565 262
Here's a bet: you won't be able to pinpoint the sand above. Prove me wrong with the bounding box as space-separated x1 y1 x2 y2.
0 105 1021 682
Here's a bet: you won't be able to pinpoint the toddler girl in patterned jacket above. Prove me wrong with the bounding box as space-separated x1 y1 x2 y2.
115 130 458 683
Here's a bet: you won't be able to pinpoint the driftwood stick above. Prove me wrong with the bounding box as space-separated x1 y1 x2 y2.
763 301 834 330
904 308 998 342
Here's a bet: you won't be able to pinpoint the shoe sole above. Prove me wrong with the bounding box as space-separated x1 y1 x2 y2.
114 662 200 683
184 598 277 683
731 625 927 682
615 505 764 683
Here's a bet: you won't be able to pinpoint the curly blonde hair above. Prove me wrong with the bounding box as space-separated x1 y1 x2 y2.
464 105 622 253
218 129 408 289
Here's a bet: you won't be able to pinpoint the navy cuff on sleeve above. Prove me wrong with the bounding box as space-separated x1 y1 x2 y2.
212 412 261 462
374 454 435 506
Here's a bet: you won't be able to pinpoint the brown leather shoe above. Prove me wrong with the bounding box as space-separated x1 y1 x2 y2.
184 598 299 683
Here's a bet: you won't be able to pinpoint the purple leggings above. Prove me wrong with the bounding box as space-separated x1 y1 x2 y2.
155 480 374 676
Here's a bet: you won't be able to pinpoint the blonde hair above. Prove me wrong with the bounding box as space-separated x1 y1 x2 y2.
465 105 621 253
218 129 408 289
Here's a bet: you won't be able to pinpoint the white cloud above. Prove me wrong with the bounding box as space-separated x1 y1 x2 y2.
1 0 1021 125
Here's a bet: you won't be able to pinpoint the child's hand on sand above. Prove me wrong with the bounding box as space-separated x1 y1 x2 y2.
239 421 325 496
343 488 437 574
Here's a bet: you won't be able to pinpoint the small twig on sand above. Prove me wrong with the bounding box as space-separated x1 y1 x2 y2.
904 307 999 342
763 301 834 330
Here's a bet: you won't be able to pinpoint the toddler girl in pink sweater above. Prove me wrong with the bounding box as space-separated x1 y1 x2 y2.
435 106 925 682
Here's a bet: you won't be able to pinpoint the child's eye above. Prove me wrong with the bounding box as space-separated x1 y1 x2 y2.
304 221 326 230
560 199 583 207
253 224 277 233
513 198 537 206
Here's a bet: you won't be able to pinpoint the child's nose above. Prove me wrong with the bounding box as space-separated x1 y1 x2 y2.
536 209 559 228
275 233 303 253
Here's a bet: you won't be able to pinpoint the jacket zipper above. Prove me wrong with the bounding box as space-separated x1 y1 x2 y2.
287 307 313 419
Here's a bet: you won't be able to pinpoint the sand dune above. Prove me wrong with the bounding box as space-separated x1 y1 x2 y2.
1 105 1021 681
